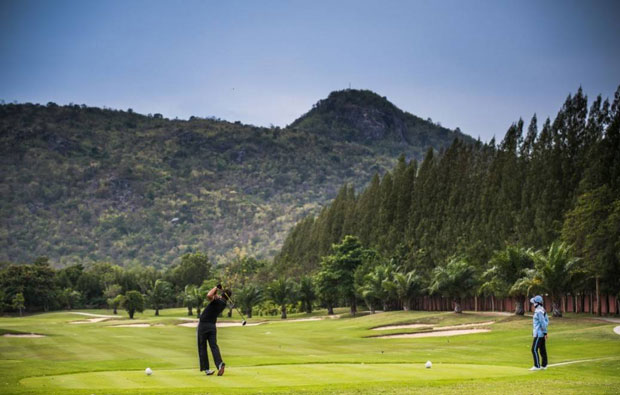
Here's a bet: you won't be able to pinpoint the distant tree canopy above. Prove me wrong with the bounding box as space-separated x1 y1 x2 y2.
167 253 211 288
123 290 145 319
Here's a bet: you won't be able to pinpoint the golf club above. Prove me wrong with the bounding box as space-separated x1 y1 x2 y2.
218 285 247 326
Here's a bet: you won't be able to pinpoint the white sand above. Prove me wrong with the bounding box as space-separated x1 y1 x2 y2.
3 333 46 338
70 318 110 324
373 324 432 331
375 329 490 339
277 317 322 322
434 321 495 330
70 312 116 318
111 324 151 328
373 321 495 331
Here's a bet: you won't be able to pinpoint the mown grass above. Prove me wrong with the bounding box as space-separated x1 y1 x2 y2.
0 308 618 394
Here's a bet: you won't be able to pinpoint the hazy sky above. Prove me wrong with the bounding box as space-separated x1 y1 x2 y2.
1 0 619 141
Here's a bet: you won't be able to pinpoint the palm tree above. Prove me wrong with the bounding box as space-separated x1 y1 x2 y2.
183 284 197 316
429 256 477 313
235 285 263 318
510 268 542 313
530 242 580 317
480 246 534 315
147 279 173 316
298 277 316 314
358 264 392 313
389 270 422 311
267 278 297 319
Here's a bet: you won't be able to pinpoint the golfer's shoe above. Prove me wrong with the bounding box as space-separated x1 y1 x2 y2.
205 370 215 376
528 366 542 371
542 366 547 370
217 362 225 376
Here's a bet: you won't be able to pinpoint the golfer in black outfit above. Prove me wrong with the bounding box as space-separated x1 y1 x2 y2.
197 285 230 376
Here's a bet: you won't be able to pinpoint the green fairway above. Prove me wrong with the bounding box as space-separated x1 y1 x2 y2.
1 309 619 394
20 363 528 390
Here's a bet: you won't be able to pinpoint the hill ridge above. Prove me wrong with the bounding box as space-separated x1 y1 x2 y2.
0 90 473 266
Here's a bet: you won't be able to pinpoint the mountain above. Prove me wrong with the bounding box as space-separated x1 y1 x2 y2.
291 89 471 156
0 90 474 267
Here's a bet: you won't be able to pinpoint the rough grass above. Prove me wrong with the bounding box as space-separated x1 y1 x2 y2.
0 308 619 394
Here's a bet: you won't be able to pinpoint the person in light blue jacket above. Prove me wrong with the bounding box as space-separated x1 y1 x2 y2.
529 295 549 371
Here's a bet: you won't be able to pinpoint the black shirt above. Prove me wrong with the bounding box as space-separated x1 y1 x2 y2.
199 298 227 324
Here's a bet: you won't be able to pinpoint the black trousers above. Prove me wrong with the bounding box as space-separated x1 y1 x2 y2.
531 336 547 368
197 323 223 371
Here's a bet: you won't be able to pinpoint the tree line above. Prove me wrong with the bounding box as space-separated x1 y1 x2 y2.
276 86 620 316
0 253 321 320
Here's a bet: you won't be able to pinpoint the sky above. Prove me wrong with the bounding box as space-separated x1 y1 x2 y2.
1 0 619 142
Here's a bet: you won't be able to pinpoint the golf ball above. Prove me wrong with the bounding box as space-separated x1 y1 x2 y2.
425 361 432 369
145 367 153 376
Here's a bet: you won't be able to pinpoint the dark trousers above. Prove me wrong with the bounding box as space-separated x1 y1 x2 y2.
197 323 223 371
531 336 547 368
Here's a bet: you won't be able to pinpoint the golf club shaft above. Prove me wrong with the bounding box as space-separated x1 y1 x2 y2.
220 288 246 322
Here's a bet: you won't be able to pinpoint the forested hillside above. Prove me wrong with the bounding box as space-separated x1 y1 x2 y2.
0 90 470 266
276 86 620 305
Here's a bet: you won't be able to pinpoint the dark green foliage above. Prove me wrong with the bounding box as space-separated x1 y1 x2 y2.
123 290 145 319
168 253 211 288
0 260 56 312
12 292 25 316
0 91 469 266
235 284 263 318
317 236 365 314
291 89 470 154
266 278 297 319
314 269 339 315
147 279 173 316
429 257 478 313
279 86 620 306
529 242 580 317
480 246 534 315
298 276 316 314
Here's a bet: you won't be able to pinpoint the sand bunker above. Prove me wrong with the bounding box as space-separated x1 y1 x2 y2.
111 323 151 328
278 317 322 322
3 333 46 338
177 322 198 328
375 329 490 339
435 321 495 330
373 321 494 331
71 312 116 318
70 317 110 324
614 326 620 335
177 321 264 328
373 324 432 331
475 311 512 316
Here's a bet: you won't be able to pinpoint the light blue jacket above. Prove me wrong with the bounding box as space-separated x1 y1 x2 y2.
532 305 549 337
